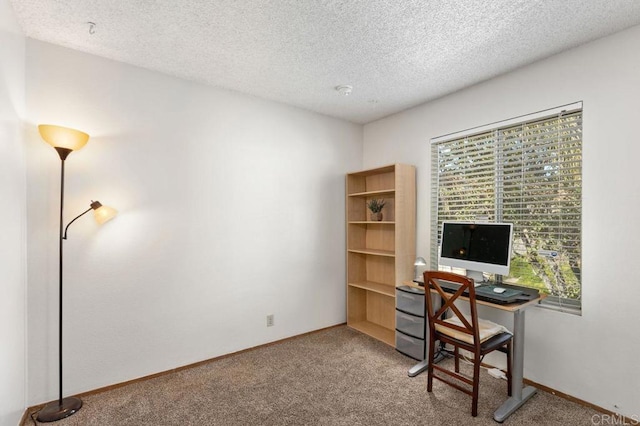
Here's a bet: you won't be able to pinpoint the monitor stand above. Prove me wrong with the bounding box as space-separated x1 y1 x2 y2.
466 270 486 287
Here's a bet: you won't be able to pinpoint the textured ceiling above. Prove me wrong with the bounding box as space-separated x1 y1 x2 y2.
10 0 640 123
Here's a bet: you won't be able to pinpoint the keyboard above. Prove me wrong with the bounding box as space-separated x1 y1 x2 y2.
433 280 539 305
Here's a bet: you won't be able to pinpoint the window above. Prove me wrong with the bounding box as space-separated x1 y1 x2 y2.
430 103 583 313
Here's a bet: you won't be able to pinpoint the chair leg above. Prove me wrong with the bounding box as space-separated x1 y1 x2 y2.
427 335 436 392
506 340 512 397
471 353 481 417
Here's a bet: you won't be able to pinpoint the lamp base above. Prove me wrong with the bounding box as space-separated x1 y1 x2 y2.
36 397 82 422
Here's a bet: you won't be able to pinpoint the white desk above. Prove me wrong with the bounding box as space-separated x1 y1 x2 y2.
402 281 545 422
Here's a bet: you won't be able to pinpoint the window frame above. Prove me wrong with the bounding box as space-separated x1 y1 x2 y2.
430 102 583 314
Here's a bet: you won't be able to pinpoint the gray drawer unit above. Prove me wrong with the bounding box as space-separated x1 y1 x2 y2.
395 330 425 361
396 286 425 316
395 285 426 360
396 309 425 339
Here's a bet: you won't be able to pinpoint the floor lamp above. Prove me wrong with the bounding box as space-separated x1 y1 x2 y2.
36 124 117 423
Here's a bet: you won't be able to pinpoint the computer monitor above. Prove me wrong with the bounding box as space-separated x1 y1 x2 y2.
438 222 513 284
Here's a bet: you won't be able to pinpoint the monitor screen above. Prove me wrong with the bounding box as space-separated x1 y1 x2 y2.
439 222 513 282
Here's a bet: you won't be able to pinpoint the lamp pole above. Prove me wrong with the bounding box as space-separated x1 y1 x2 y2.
57 149 66 409
37 147 83 422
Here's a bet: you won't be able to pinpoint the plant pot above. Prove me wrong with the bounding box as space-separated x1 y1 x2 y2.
370 212 383 221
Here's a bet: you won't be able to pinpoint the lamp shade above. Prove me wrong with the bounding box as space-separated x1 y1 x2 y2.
90 201 118 225
38 124 90 151
414 257 427 281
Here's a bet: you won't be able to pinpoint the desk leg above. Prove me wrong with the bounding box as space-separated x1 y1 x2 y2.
407 351 444 377
494 309 537 423
408 359 429 377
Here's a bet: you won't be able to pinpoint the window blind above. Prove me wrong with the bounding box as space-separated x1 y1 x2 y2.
430 105 583 313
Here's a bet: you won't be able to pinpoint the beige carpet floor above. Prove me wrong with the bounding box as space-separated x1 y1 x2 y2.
24 325 600 425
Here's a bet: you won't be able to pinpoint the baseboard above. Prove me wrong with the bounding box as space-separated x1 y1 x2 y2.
19 408 35 426
524 378 637 424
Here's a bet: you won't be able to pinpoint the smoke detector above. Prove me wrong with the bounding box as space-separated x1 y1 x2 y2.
335 85 353 96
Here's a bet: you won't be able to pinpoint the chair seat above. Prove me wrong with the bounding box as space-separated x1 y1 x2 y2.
435 316 511 345
479 331 512 352
436 330 512 354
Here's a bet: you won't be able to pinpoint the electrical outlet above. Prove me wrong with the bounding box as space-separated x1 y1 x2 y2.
266 314 274 327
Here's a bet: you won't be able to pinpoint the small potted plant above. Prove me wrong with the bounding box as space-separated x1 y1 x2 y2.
367 199 386 221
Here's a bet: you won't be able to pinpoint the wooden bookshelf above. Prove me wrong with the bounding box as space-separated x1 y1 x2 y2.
346 164 416 346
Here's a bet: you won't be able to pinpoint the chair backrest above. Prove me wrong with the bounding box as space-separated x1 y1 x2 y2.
424 271 480 346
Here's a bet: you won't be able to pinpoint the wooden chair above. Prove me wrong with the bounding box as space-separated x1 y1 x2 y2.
423 271 512 417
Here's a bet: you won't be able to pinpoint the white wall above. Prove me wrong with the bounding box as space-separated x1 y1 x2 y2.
363 25 640 418
25 40 362 405
0 0 26 424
